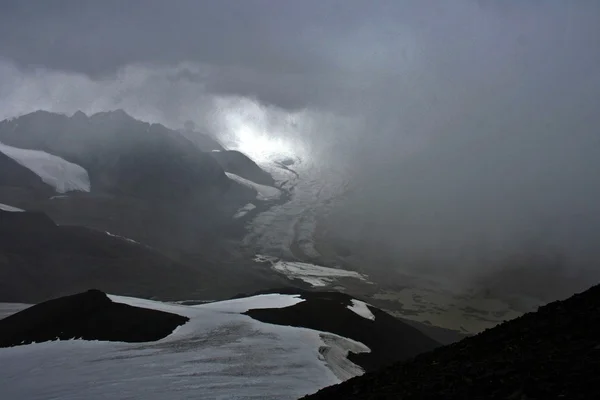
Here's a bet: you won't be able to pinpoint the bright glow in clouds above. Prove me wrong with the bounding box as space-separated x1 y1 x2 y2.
0 61 356 172
228 124 294 164
211 96 308 164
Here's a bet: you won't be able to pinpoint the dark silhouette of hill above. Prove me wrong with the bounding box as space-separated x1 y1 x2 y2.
0 210 219 303
0 289 188 347
245 289 441 373
302 283 600 400
0 209 297 304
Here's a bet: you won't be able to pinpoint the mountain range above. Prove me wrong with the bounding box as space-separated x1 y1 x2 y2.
0 109 594 399
0 110 300 302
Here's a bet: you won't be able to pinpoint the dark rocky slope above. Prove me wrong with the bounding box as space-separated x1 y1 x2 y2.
0 151 53 195
0 209 296 303
0 210 214 303
0 289 188 347
244 289 441 373
302 283 600 400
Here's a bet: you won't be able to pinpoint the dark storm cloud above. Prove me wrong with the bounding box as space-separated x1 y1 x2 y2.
0 0 375 108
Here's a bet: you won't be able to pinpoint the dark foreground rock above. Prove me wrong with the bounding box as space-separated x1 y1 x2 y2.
0 289 188 347
244 289 441 373
302 283 600 400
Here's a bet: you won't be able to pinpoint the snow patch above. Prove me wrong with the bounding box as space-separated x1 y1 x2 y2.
197 293 304 313
255 255 370 287
0 142 91 193
347 299 376 321
0 203 23 212
226 172 281 201
233 203 256 219
105 231 140 245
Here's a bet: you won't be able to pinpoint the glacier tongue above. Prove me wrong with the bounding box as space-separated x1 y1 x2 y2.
0 142 90 193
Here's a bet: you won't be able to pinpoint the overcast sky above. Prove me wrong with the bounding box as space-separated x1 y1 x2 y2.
1 1 600 286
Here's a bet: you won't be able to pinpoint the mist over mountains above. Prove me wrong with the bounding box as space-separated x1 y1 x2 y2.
1 1 599 301
1 1 600 398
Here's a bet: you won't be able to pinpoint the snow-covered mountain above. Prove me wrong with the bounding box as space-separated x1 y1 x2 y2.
0 289 440 400
0 110 278 259
0 110 240 202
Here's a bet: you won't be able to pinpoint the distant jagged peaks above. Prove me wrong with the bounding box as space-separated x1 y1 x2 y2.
70 109 133 121
0 110 231 201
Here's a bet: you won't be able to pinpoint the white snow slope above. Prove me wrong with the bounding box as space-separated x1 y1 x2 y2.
255 255 371 287
226 172 281 201
347 299 376 321
0 293 369 400
0 203 23 212
0 142 90 193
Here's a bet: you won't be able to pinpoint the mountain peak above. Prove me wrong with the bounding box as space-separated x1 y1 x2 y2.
71 110 88 120
89 109 134 122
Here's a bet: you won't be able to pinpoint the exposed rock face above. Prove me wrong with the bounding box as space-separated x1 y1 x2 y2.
0 290 188 347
